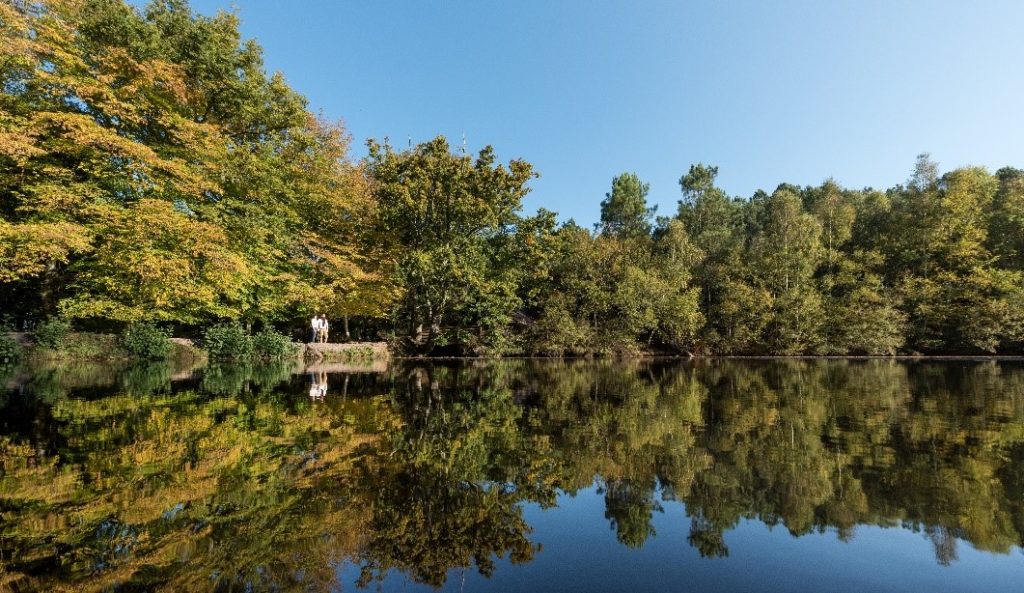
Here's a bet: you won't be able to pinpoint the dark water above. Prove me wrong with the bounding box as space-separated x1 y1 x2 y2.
3 359 1024 592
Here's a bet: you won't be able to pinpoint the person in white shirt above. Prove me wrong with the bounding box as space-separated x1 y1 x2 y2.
310 314 322 343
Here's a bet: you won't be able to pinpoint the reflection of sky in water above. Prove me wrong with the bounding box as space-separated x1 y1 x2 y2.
338 486 1024 593
7 359 1024 593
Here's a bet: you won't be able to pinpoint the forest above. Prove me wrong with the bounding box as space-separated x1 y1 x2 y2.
3 0 1024 356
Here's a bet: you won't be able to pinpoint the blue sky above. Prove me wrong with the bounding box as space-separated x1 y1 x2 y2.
180 0 1024 225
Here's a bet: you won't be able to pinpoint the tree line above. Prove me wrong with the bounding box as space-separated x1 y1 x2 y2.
2 0 1023 355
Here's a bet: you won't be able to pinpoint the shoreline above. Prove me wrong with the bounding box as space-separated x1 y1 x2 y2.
9 331 1024 365
394 354 1024 362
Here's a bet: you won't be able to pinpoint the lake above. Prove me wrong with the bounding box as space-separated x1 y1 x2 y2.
2 358 1024 592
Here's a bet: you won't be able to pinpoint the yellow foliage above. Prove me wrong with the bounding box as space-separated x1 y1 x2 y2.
59 200 251 322
0 220 93 282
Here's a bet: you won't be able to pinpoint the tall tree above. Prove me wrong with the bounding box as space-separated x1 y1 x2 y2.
0 0 386 328
749 187 825 354
888 164 1021 351
599 172 655 239
676 164 746 352
366 136 535 353
989 167 1024 270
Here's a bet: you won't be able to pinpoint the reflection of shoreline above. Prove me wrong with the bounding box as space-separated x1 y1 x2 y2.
1 357 389 400
2 357 204 393
6 360 1024 590
302 360 388 374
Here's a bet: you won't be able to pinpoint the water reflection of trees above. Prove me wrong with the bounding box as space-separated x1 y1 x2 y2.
3 360 1024 590
354 380 543 588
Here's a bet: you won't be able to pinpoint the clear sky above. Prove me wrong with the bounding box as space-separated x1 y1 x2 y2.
180 0 1024 226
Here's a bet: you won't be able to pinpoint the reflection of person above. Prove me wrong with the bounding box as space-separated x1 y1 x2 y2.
309 371 328 400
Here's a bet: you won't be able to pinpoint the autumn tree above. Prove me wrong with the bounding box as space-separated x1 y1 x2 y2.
0 0 388 331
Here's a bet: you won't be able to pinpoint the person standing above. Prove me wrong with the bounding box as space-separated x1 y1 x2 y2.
310 314 321 343
318 314 330 343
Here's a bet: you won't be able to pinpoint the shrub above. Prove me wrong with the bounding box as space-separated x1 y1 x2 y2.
120 322 172 359
34 318 71 349
0 334 20 364
252 327 297 359
59 333 124 359
203 322 253 359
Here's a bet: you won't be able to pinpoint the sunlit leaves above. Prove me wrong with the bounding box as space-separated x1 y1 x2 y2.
367 135 535 352
59 199 249 322
0 0 385 328
0 220 92 282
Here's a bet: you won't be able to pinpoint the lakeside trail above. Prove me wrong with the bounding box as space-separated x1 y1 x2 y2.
303 342 390 363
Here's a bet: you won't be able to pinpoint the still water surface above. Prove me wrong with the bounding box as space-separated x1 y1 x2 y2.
2 359 1024 592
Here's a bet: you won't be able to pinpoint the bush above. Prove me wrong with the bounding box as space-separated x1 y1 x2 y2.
252 327 297 359
0 334 20 364
34 317 71 349
59 333 124 359
203 322 253 359
120 322 172 359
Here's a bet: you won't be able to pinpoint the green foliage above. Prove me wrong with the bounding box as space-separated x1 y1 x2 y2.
599 172 655 239
0 333 20 363
0 0 1022 356
202 322 253 359
822 251 907 355
367 135 535 354
33 318 71 349
521 221 704 356
990 167 1024 270
59 333 128 360
309 344 376 364
201 323 295 360
119 322 172 360
251 327 298 359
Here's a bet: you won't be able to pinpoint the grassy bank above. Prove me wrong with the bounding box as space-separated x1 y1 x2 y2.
2 330 392 368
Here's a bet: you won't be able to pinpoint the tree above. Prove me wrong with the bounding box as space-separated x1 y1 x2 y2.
366 136 535 353
749 187 825 354
58 199 250 323
649 219 704 353
807 179 856 272
887 165 1020 352
598 172 655 239
0 0 386 330
676 164 747 352
989 167 1024 270
822 250 907 354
